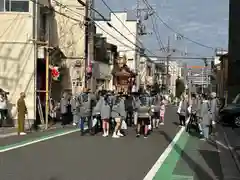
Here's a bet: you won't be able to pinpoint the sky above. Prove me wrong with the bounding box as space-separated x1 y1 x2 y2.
95 0 229 65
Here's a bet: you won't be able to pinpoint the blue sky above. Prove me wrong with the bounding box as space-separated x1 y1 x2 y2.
95 0 229 65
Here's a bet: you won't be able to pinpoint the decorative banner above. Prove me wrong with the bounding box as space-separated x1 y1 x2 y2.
51 66 60 81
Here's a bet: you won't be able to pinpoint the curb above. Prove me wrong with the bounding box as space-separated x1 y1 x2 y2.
0 125 63 139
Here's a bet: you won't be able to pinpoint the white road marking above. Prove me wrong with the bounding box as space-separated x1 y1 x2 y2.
0 129 80 153
215 140 230 150
143 117 190 180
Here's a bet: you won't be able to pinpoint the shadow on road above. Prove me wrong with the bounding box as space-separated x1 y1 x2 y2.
159 131 222 180
172 122 179 126
199 150 223 179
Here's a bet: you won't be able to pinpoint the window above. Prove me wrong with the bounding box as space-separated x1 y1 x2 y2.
0 1 4 11
1 0 29 12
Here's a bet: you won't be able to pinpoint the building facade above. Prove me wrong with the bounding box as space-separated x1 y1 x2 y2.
94 34 118 91
0 0 87 124
95 12 140 89
168 61 181 96
0 0 38 122
50 0 86 96
139 56 155 89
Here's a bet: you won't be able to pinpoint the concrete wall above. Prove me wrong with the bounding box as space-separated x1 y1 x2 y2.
0 1 35 121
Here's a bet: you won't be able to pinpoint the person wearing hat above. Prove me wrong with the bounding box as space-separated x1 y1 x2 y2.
17 92 27 135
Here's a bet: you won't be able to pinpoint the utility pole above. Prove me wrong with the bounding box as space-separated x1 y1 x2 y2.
201 67 204 94
166 36 170 92
84 0 89 89
135 0 152 91
45 46 49 130
87 0 95 91
136 0 141 92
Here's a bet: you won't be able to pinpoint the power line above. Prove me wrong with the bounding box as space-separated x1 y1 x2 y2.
29 0 85 24
100 0 144 47
142 0 220 50
55 0 145 52
77 0 156 56
148 56 214 60
30 0 147 55
149 14 165 51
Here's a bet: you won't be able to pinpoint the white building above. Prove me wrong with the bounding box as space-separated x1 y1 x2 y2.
168 61 182 96
139 56 155 88
0 0 41 122
95 12 140 88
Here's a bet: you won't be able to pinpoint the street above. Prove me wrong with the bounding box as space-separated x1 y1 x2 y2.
0 106 239 180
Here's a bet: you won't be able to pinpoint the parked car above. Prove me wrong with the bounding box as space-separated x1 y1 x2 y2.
219 93 240 127
137 94 151 119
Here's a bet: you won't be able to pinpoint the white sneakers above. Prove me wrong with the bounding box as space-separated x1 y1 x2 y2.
20 132 26 135
102 131 124 138
112 133 119 138
102 132 109 137
112 131 124 138
117 131 124 137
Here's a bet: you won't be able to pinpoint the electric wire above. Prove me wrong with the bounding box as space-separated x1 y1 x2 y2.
76 0 156 56
100 0 144 47
30 0 211 61
30 0 146 55
149 14 165 51
142 0 220 50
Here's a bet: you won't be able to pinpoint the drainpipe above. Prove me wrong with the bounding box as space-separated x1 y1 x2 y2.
33 0 38 121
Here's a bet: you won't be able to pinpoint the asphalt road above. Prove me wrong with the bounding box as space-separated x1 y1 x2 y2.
0 106 180 180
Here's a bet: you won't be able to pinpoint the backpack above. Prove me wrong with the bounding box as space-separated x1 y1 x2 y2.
104 94 113 107
77 93 91 109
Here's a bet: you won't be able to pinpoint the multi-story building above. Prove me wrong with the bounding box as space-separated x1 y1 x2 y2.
94 34 118 91
0 0 39 123
95 12 140 89
0 0 87 124
139 56 155 89
168 61 181 96
49 0 86 96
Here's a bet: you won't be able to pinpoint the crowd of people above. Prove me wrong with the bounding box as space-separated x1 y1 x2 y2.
0 89 10 127
49 88 167 138
178 92 220 141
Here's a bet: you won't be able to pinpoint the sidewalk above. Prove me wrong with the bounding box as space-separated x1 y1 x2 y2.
171 125 240 180
0 127 17 138
0 123 63 138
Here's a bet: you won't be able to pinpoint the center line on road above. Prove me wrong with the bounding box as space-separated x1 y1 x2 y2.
143 118 190 180
0 129 80 153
